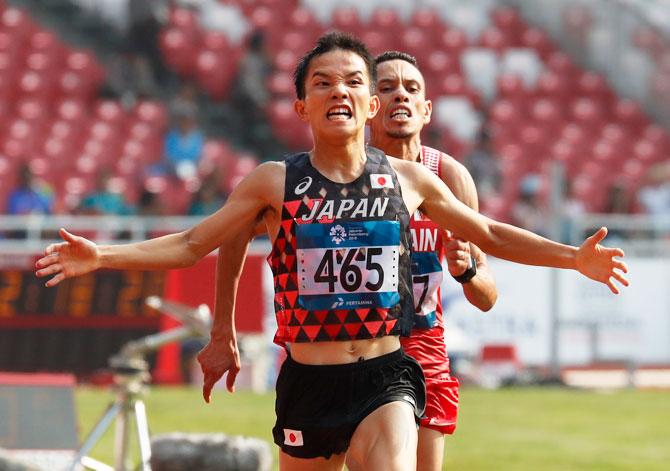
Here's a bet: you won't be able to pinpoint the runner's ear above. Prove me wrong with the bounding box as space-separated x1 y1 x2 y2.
368 95 380 119
294 99 309 122
423 99 432 125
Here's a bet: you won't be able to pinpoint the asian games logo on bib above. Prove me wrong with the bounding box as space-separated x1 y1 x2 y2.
330 224 347 244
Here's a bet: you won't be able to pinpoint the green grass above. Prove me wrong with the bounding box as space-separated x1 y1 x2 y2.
75 386 669 470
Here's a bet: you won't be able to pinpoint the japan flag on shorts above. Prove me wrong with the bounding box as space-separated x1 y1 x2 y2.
283 429 304 446
371 174 394 189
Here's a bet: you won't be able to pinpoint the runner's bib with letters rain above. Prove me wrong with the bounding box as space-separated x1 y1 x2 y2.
409 146 447 330
269 148 415 345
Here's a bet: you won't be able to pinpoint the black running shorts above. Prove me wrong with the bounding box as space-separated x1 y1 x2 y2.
272 348 426 459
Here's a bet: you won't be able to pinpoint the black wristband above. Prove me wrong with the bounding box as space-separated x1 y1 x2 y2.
452 256 477 284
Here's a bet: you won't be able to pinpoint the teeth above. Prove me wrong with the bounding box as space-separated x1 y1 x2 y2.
327 107 352 120
391 109 410 119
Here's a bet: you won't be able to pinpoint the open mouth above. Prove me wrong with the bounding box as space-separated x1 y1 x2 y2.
390 108 411 121
327 106 352 121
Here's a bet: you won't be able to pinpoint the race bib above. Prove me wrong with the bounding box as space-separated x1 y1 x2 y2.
411 251 443 329
297 221 400 310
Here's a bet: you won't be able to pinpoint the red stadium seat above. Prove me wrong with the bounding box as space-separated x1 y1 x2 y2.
168 7 199 32
56 98 88 123
42 136 74 163
642 124 670 153
396 28 427 59
613 99 646 130
424 51 459 86
0 31 17 55
520 26 555 59
134 101 168 130
591 140 620 166
545 51 579 84
332 8 365 37
491 7 523 39
478 27 510 53
497 74 525 99
281 31 313 55
159 28 198 77
25 51 57 75
633 140 661 165
29 30 61 55
15 97 49 123
1 7 36 40
370 8 402 34
273 48 299 73
18 70 50 98
195 50 235 100
287 8 321 41
267 71 294 97
1 138 29 160
438 28 469 54
359 30 392 56
576 71 613 104
570 97 604 128
529 97 563 131
94 100 126 128
551 140 580 178
410 8 445 41
535 71 569 98
201 31 230 53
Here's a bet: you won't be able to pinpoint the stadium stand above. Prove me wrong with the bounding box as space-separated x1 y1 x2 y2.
0 0 668 226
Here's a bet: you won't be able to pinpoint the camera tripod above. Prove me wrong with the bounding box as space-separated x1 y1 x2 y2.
68 298 211 471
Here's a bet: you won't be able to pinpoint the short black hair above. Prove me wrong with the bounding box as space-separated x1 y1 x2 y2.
375 51 419 68
293 31 376 100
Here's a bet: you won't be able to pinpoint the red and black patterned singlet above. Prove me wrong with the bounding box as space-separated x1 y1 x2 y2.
269 146 414 345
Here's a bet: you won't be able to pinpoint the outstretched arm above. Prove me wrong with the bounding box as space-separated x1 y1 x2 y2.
198 221 266 403
440 156 497 311
414 165 629 294
35 162 282 286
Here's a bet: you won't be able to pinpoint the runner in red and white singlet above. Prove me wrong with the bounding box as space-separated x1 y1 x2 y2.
369 52 499 471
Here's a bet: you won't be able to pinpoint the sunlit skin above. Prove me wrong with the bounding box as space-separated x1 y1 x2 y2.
295 49 380 176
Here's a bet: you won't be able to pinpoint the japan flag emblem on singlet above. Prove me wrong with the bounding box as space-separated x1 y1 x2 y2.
370 174 394 189
283 429 304 446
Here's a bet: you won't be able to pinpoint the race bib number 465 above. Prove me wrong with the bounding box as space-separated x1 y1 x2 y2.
297 221 400 310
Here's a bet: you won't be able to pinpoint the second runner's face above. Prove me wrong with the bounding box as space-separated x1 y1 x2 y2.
371 59 432 139
295 49 379 141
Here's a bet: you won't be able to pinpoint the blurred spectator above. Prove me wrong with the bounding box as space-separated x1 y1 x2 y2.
5 165 53 239
105 49 158 107
170 82 199 119
126 0 170 86
137 188 165 216
463 128 501 200
78 171 133 216
603 181 633 214
560 180 586 243
230 30 274 156
6 165 53 216
511 174 548 236
188 169 226 216
638 162 670 216
162 104 205 180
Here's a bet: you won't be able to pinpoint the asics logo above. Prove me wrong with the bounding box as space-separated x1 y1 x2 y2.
294 176 313 195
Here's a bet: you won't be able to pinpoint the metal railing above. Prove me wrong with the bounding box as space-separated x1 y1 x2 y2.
0 213 667 256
